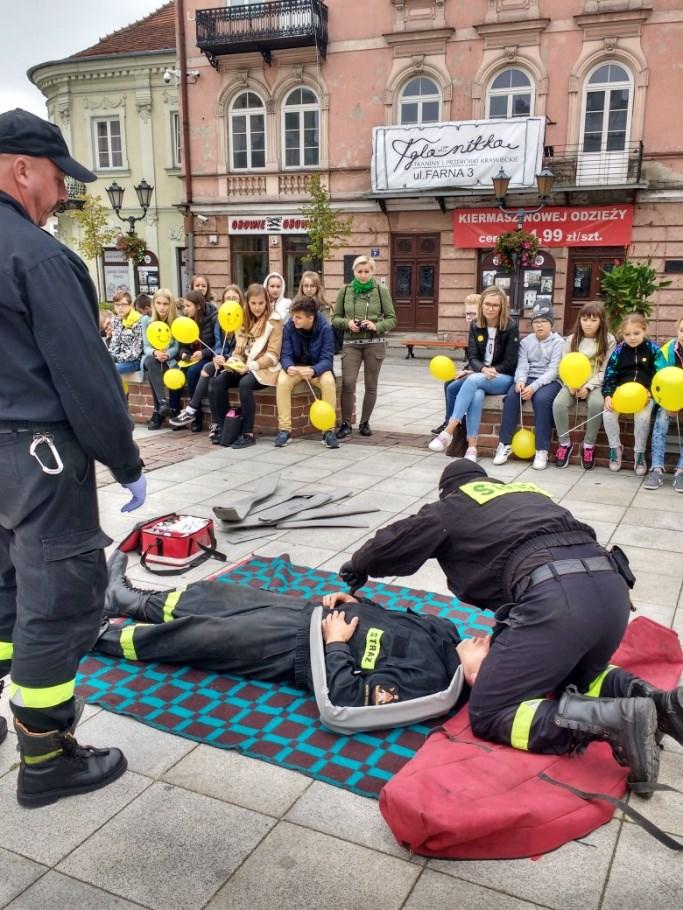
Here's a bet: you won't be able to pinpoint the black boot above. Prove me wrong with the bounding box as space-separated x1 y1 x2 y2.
15 720 127 809
359 421 372 437
335 421 352 440
191 411 203 433
627 677 683 746
157 398 171 419
0 680 6 745
555 688 659 798
147 411 163 430
103 551 157 620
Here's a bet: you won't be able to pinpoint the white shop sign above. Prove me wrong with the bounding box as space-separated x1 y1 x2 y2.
372 117 545 193
228 215 311 235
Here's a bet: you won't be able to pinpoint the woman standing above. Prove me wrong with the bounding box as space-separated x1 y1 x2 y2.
333 256 397 438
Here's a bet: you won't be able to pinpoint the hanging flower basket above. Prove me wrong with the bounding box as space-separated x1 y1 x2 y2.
494 230 540 272
116 233 147 265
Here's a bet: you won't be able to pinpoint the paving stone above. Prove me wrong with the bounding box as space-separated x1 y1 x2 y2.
0 846 46 907
612 524 683 554
252 540 340 568
403 869 541 910
0 729 18 777
631 571 682 608
163 745 310 816
624 750 683 836
621 506 683 532
206 821 419 910
555 498 627 524
0 769 150 866
602 820 683 910
619 546 683 578
57 782 274 910
4 870 145 910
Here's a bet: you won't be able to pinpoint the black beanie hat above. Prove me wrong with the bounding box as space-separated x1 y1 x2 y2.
439 460 488 499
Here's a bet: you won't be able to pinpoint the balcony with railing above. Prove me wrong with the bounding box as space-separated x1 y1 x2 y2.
542 141 645 190
196 0 328 67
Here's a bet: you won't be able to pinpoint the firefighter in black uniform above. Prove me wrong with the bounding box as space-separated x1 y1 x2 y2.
340 460 683 796
0 109 146 808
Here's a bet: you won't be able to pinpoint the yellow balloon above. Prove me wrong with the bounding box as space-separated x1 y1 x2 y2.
511 428 536 460
163 368 186 390
429 355 457 382
651 366 683 412
218 301 244 334
612 382 648 415
310 399 336 432
171 316 199 344
146 320 172 351
559 352 592 389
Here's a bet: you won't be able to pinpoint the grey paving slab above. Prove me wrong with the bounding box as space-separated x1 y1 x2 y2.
0 847 46 908
631 571 682 608
57 782 274 910
428 819 620 910
621 505 683 532
206 821 420 910
612 523 683 554
602 820 683 910
252 539 341 568
628 602 676 627
0 769 150 866
389 561 455 597
285 780 422 862
77 710 197 778
316 550 355 573
163 744 311 817
4 870 147 910
403 869 543 910
631 488 683 512
0 729 18 778
554 498 627 525
625 750 683 836
618 546 683 578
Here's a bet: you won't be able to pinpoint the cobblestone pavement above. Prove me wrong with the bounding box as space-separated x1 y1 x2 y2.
2 351 682 909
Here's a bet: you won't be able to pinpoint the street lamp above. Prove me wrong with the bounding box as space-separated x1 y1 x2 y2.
491 167 555 317
105 179 154 235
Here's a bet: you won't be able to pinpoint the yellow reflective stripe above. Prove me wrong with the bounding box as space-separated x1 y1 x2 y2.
510 698 545 751
361 628 384 670
585 665 617 698
9 678 75 709
163 587 186 623
0 641 13 661
460 480 552 506
120 625 139 661
24 749 63 765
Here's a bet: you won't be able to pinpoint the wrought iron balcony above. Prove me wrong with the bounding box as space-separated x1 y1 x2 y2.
56 177 87 213
196 0 328 67
542 141 644 190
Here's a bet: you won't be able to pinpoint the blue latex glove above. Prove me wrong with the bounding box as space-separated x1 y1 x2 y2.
121 474 147 513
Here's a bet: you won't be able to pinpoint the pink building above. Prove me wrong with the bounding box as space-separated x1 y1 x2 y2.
176 0 683 338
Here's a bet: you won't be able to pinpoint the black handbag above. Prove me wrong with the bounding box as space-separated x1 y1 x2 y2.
220 407 243 447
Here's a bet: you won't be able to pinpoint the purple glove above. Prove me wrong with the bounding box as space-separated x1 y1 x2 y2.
121 474 147 513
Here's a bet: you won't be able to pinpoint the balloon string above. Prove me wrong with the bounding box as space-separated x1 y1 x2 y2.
199 339 218 357
566 410 606 434
304 376 319 401
519 391 524 430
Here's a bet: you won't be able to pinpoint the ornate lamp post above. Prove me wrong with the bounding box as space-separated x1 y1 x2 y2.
105 179 154 235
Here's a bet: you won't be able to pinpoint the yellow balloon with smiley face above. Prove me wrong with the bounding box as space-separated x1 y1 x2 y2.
146 320 172 351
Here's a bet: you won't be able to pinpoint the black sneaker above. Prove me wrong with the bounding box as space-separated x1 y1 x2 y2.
232 434 255 449
431 421 447 435
335 422 352 440
554 442 573 468
191 412 203 434
358 421 372 437
323 431 340 449
157 399 171 419
209 422 222 444
169 407 196 430
147 412 163 430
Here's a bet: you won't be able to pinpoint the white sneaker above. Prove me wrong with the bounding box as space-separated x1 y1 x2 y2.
464 446 478 462
532 450 548 470
428 430 452 453
492 443 512 466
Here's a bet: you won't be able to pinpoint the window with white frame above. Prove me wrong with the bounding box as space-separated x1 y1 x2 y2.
93 118 124 169
230 92 266 170
283 88 319 168
581 63 632 153
399 77 441 125
487 69 534 119
170 111 182 168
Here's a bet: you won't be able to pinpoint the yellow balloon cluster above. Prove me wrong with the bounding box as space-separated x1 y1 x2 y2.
651 366 683 412
310 400 336 432
511 428 536 460
612 382 648 415
429 355 456 382
146 321 172 351
218 301 244 334
559 352 591 389
163 368 186 390
171 316 199 344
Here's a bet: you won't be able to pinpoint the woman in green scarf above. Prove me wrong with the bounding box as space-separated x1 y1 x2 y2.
332 255 397 438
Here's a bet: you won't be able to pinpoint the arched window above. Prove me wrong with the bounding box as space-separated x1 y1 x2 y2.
283 87 320 168
399 77 441 125
229 92 266 170
581 63 632 153
487 68 533 119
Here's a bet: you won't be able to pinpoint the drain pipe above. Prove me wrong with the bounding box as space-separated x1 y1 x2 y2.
176 0 194 279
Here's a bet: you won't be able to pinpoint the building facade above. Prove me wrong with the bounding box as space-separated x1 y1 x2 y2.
29 2 186 300
178 0 681 339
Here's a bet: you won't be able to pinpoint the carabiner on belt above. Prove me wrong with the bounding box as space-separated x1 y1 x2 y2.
29 433 64 475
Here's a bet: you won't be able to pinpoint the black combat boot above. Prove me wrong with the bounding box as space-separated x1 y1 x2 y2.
15 720 127 808
0 680 7 746
626 678 683 746
147 411 163 430
554 688 659 798
103 551 158 620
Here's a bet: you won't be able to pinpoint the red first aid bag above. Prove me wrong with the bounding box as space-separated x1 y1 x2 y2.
119 513 226 576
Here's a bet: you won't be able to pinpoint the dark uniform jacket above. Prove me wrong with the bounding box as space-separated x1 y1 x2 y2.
0 191 142 483
350 478 597 612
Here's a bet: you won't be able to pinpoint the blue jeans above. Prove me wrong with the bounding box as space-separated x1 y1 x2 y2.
444 377 466 422
114 360 140 375
451 373 514 438
650 406 683 470
499 380 561 450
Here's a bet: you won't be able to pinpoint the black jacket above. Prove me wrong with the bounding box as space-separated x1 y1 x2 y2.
467 318 520 376
0 192 142 484
177 303 219 363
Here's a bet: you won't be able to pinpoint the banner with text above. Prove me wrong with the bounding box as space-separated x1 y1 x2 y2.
228 215 311 234
453 204 634 248
372 117 544 194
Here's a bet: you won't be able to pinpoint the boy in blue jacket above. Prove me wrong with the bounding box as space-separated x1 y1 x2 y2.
275 297 339 448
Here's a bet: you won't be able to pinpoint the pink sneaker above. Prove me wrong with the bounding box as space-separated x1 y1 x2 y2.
580 445 595 470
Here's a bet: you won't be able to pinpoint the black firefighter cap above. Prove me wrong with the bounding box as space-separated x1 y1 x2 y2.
439 459 488 499
0 108 96 183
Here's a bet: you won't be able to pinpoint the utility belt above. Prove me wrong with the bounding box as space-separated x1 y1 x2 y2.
513 556 614 601
0 420 70 433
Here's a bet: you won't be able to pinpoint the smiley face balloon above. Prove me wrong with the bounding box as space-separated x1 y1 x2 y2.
146 320 172 351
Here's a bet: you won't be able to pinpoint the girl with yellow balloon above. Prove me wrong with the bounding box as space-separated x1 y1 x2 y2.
644 316 683 491
141 289 180 430
601 314 660 474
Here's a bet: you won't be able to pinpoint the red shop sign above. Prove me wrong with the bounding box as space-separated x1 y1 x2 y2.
453 204 634 248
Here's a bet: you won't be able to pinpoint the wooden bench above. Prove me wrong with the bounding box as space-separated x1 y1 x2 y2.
401 338 468 359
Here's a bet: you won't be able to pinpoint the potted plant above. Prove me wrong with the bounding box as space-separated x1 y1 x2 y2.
116 233 147 266
493 230 540 272
600 259 671 333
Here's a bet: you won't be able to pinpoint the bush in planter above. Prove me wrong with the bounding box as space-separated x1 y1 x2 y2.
600 260 671 333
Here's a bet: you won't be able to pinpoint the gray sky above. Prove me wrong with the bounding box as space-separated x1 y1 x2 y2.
0 0 170 116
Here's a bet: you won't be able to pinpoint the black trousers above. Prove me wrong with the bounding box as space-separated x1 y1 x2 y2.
208 370 267 433
97 580 310 682
143 354 168 408
468 543 635 754
0 424 111 731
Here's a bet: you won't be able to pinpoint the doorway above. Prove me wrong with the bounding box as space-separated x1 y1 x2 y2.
564 247 624 333
231 235 268 289
283 235 319 296
391 234 440 332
